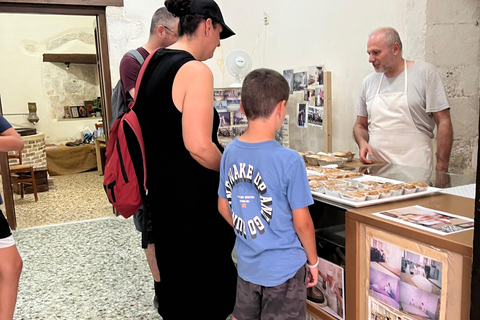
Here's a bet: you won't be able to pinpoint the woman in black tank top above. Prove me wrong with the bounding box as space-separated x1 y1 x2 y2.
132 1 236 318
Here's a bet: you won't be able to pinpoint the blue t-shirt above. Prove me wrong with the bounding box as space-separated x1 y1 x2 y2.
0 116 12 205
218 138 314 286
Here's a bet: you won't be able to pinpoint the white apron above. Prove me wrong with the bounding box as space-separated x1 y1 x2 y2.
368 60 433 170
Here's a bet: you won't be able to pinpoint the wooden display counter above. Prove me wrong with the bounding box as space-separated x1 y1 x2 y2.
345 193 473 320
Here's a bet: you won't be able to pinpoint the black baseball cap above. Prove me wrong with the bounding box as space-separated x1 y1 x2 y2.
188 0 235 39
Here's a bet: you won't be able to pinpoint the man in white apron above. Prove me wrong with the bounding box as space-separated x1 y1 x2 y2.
353 27 453 172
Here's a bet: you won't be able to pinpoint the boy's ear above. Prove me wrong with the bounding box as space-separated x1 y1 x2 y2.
276 100 287 114
240 102 246 116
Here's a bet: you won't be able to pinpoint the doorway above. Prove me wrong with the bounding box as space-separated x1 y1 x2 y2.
0 0 120 229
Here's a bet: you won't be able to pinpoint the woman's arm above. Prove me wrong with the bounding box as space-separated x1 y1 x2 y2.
173 61 223 171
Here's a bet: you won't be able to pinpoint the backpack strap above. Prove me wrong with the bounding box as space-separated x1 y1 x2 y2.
125 48 161 195
129 47 161 109
125 49 145 66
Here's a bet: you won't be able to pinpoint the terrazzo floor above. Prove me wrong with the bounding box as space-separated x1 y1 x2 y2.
7 171 114 229
5 171 161 319
12 217 161 319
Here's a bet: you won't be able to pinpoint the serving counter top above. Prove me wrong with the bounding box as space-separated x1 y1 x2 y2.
346 193 474 256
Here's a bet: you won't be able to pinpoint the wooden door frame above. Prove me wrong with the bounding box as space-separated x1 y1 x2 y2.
0 0 122 230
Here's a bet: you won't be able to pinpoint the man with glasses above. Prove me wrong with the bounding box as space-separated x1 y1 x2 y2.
118 6 178 310
120 7 178 101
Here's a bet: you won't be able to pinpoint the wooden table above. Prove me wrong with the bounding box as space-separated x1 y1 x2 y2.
94 136 106 175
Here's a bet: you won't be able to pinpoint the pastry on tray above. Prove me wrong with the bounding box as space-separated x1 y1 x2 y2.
307 175 328 181
403 183 418 194
408 181 428 192
309 181 325 193
340 191 366 202
364 189 380 200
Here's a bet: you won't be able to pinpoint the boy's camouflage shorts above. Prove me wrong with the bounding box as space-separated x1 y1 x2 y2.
232 265 308 320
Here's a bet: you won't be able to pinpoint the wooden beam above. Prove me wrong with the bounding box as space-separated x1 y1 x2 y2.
0 0 123 6
323 71 332 153
43 53 96 64
95 12 113 138
470 108 480 319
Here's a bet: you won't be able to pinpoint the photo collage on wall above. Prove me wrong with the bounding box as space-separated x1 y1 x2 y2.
369 238 443 320
283 65 325 128
215 88 289 148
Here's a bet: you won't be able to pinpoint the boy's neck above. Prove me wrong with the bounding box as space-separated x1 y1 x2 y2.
239 120 277 143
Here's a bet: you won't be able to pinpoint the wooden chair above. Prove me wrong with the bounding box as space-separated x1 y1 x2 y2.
8 152 38 202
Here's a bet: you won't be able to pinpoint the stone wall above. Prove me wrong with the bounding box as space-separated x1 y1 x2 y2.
425 0 480 174
43 62 100 120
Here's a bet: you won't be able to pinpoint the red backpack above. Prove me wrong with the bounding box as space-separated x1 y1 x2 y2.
103 49 157 218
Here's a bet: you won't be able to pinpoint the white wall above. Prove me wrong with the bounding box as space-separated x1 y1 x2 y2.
205 0 416 153
107 1 162 86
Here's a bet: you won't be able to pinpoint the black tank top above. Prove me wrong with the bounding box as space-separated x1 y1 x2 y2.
132 48 223 204
131 49 236 318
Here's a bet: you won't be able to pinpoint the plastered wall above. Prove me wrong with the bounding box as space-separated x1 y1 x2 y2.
0 14 101 144
0 1 477 172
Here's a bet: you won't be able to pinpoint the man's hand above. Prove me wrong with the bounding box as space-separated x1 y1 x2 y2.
353 116 373 164
359 142 373 164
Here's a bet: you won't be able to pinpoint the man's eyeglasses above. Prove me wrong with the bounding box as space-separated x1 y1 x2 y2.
163 25 178 37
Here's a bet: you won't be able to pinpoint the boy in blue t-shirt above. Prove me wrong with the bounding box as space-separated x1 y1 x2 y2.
218 68 318 319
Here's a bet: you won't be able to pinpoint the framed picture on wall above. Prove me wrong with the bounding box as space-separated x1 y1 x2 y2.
70 106 79 118
64 106 72 119
84 100 94 117
78 105 88 117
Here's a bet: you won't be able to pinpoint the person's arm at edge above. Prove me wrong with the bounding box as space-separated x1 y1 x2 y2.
293 206 318 288
0 128 23 152
353 115 373 164
433 109 453 172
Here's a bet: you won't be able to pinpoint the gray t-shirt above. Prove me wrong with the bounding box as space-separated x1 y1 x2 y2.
357 61 450 138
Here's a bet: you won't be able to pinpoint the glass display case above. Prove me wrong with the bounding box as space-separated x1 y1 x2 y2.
306 162 475 320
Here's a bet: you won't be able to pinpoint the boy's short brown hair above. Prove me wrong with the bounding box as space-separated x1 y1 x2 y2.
241 68 289 120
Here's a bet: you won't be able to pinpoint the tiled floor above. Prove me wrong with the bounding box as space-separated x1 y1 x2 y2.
8 171 114 229
6 171 161 319
13 217 161 319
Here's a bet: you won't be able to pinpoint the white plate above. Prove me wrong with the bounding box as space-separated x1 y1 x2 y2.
311 187 441 207
309 173 441 208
